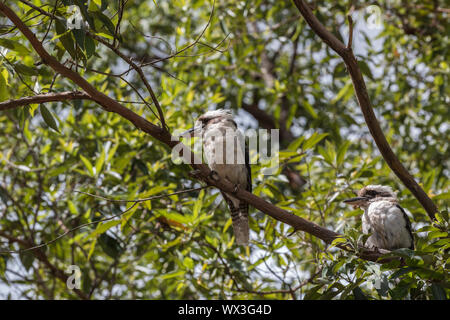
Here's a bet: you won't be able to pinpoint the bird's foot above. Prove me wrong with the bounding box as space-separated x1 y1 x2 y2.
188 169 202 179
232 183 240 194
208 170 220 182
370 247 390 255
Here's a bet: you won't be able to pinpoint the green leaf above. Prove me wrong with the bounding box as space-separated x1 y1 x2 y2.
358 60 374 80
0 38 30 55
193 189 204 218
390 267 415 279
431 283 447 300
183 257 194 269
93 220 121 236
14 63 38 76
87 238 97 261
95 147 106 175
85 35 96 58
88 0 101 11
433 192 450 201
331 81 352 104
336 140 351 166
303 132 328 150
352 287 368 300
98 233 123 258
0 186 9 204
428 231 448 239
72 28 86 50
330 237 347 248
55 19 77 59
0 69 7 102
223 217 232 234
80 155 94 176
39 104 60 133
160 270 185 280
67 200 78 214
94 32 114 40
107 142 119 162
19 252 34 271
303 101 318 119
93 11 116 36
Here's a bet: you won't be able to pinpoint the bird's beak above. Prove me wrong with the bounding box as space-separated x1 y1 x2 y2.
179 126 201 137
343 196 368 207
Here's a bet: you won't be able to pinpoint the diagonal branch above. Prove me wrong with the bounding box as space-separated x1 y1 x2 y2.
292 0 438 220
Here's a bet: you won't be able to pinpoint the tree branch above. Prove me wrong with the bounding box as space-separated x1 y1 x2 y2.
346 14 353 49
0 91 92 111
292 0 438 220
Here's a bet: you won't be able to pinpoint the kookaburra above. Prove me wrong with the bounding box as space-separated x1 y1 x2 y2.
343 185 414 251
184 109 252 245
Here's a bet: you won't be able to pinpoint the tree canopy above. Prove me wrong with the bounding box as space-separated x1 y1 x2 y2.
0 0 448 300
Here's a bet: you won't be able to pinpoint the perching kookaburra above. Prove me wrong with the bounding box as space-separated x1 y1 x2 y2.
184 109 252 245
343 185 414 251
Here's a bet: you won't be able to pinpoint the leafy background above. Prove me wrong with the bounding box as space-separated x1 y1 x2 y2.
0 0 448 299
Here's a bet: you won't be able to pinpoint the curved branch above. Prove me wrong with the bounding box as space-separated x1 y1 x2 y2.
292 0 438 220
0 2 385 263
0 91 92 111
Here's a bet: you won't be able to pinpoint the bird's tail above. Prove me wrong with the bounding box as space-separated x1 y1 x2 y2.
222 192 249 245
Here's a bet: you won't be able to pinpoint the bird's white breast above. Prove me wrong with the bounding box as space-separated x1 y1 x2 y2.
363 200 412 250
202 120 247 189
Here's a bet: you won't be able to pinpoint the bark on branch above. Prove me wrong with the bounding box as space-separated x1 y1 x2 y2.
0 91 92 111
292 0 438 220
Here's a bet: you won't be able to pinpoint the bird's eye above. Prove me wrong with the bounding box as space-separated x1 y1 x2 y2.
365 190 377 197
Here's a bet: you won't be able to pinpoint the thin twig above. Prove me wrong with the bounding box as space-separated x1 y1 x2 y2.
0 187 208 254
74 186 210 203
41 0 59 42
347 14 353 49
141 0 217 67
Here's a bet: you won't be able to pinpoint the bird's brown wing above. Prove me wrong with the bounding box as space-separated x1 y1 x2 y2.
395 204 414 250
245 140 252 193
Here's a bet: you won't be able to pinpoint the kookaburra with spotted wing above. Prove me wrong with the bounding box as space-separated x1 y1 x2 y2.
185 109 251 245
343 185 414 250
